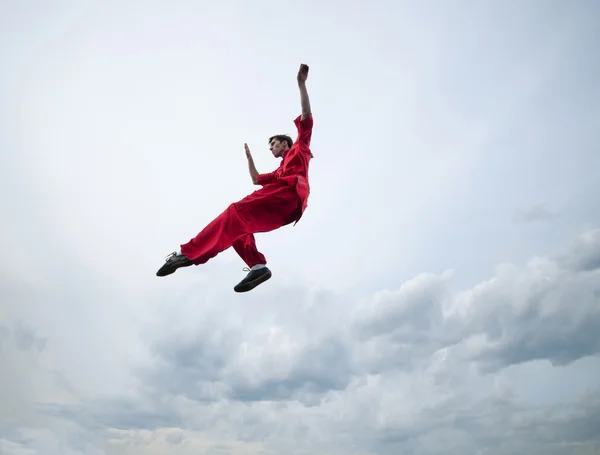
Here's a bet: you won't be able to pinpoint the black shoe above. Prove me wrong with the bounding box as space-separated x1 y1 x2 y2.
234 267 272 292
156 251 193 277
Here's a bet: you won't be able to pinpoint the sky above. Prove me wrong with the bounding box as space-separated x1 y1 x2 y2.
1 0 600 454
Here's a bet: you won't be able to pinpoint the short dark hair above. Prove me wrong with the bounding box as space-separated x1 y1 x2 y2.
268 134 293 149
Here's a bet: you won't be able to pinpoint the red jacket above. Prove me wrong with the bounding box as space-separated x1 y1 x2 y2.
256 114 314 224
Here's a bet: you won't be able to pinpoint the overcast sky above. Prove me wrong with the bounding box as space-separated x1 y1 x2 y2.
2 0 600 454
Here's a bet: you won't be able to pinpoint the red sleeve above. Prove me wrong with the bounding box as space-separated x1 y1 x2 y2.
294 114 313 150
256 171 277 185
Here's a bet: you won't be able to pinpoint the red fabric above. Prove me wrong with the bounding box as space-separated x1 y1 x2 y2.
180 184 301 267
180 114 313 267
256 114 313 224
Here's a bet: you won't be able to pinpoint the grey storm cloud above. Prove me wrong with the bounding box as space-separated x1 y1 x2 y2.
444 229 600 373
560 228 600 272
165 430 185 445
137 229 600 410
360 385 600 455
513 203 558 223
229 335 354 403
17 228 599 455
140 278 447 406
146 323 356 404
40 397 183 433
0 321 46 354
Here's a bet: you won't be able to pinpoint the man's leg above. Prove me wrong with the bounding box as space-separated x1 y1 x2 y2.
180 203 245 265
229 192 300 292
156 184 300 282
155 203 235 277
232 234 266 269
230 234 272 292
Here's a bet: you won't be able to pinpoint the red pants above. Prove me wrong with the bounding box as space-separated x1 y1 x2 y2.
180 183 301 267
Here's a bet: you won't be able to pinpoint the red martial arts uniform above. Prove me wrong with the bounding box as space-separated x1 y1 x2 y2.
180 114 313 268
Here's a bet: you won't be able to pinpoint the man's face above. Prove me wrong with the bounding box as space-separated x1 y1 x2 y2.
269 139 287 157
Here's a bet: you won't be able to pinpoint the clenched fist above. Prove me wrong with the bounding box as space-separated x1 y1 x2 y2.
297 63 309 83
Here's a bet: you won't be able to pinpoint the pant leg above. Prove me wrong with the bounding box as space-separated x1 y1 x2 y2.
180 184 301 266
232 234 266 268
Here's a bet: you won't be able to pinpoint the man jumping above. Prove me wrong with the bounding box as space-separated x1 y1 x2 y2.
156 63 314 292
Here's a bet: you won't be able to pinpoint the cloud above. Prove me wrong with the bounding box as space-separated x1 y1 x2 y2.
140 299 358 406
444 230 600 372
13 227 597 455
560 228 600 272
1 321 47 353
0 439 36 455
2 2 599 453
514 204 558 223
139 227 600 410
0 425 106 455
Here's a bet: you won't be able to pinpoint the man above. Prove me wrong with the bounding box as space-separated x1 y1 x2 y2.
156 63 314 293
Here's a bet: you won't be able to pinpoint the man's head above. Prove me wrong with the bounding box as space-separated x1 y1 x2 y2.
269 134 293 158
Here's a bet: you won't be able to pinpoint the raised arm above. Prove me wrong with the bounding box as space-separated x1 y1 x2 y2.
245 143 260 184
245 143 278 185
297 64 311 120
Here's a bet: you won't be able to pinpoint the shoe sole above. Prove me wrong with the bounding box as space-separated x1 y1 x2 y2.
156 260 192 277
234 269 272 292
